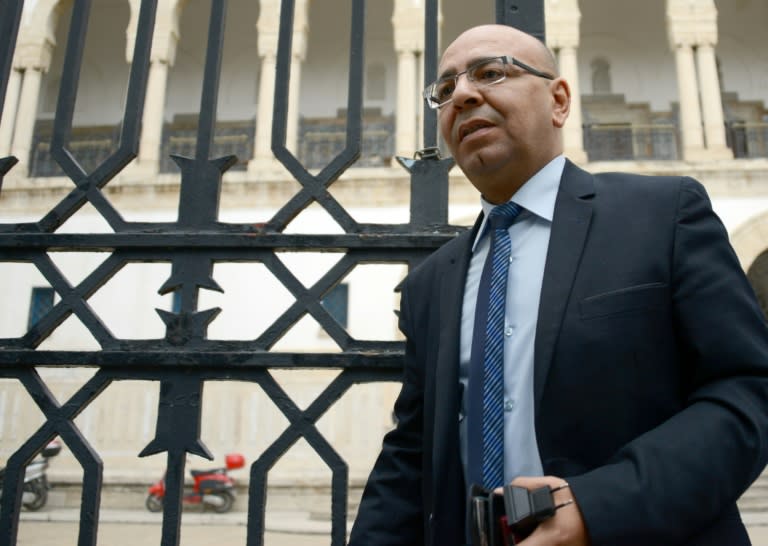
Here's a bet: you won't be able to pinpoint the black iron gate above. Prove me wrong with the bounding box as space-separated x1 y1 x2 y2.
0 1 543 544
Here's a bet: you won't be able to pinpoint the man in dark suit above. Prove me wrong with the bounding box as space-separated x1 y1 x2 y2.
349 24 768 546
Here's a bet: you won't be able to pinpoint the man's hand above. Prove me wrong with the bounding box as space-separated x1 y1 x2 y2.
501 475 591 546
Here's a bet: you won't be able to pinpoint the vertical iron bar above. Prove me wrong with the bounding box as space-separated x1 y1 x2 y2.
343 0 365 158
422 0 439 149
195 0 228 162
496 0 546 42
50 0 92 180
116 0 158 159
272 0 295 153
0 0 24 130
160 451 186 546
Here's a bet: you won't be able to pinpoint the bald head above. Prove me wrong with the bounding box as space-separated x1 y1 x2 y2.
441 25 558 77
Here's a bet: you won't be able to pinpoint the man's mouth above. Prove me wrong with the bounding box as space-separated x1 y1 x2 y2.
458 120 494 142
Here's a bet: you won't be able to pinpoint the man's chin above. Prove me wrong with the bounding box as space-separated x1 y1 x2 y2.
456 152 508 181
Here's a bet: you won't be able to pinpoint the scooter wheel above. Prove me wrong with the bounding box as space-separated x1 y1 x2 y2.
23 480 48 511
145 494 163 513
212 491 234 513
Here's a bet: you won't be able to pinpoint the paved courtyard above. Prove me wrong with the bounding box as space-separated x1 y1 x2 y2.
17 509 335 546
17 522 326 546
13 509 768 545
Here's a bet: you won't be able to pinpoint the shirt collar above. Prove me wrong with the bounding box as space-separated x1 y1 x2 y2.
472 155 565 252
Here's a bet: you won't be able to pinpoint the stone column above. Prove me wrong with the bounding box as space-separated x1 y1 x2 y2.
696 44 731 158
137 60 171 171
9 39 53 175
395 50 418 157
0 67 22 157
545 0 587 163
287 0 309 155
556 45 587 163
667 0 727 161
249 0 281 173
672 43 706 159
416 50 424 149
251 52 278 169
392 0 424 159
129 3 180 174
9 68 43 172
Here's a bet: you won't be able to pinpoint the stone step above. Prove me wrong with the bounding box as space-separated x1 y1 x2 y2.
739 499 768 513
741 488 768 500
739 471 768 514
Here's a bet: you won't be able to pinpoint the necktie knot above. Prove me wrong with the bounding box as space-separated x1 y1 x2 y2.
488 202 522 231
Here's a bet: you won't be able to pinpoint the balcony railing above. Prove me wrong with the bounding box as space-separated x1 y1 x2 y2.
28 113 397 177
28 119 256 177
160 116 255 173
30 121 119 177
583 123 680 161
727 122 768 159
30 118 768 176
299 111 395 169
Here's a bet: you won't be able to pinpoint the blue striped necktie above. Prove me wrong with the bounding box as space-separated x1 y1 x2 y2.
471 201 522 489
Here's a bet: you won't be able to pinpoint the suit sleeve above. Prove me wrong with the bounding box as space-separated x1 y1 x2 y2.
569 177 768 545
348 280 426 546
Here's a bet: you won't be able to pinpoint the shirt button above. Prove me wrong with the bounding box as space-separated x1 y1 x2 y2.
504 400 515 412
509 255 516 263
504 326 514 337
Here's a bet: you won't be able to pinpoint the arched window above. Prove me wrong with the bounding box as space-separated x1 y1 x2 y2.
591 57 612 95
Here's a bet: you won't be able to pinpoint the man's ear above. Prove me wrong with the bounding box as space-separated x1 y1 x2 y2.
551 77 571 128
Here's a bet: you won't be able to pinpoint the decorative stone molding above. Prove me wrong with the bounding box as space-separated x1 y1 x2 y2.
18 0 58 70
257 0 280 57
291 0 310 62
258 0 309 61
392 0 425 53
13 39 54 73
126 0 181 65
666 0 718 48
545 0 581 50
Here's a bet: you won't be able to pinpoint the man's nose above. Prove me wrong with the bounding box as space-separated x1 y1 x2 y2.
450 74 482 107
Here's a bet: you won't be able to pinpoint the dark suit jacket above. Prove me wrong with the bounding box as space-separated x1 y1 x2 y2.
349 161 768 546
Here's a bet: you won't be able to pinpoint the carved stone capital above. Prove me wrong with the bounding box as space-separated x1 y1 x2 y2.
666 0 718 48
392 0 425 53
13 39 54 72
545 0 581 49
126 0 180 65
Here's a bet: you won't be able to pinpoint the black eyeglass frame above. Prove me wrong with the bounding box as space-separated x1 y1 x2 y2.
423 55 555 110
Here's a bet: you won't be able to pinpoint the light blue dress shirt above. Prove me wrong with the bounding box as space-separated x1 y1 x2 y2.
459 155 565 485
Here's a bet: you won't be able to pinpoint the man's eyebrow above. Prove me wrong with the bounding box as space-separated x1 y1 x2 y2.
436 56 500 80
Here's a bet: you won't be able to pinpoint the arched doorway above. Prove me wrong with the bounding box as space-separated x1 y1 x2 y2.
748 251 768 321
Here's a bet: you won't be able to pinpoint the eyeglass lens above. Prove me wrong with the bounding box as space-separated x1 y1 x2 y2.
430 57 508 108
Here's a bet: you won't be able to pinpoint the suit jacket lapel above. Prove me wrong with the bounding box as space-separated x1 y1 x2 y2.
431 219 479 504
534 161 595 410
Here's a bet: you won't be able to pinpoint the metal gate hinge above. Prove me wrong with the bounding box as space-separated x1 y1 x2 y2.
414 147 442 160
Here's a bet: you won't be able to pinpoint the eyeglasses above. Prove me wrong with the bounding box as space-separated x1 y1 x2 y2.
423 55 555 110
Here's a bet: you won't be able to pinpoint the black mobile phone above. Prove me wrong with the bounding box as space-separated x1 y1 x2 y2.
469 484 557 545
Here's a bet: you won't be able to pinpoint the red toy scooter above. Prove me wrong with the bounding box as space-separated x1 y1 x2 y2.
145 453 245 513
